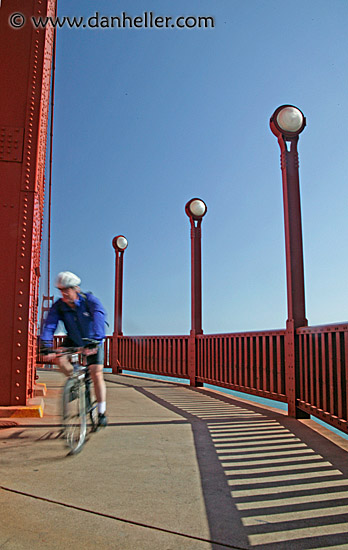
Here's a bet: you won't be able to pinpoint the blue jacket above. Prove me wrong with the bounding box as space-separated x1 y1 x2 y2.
40 292 106 347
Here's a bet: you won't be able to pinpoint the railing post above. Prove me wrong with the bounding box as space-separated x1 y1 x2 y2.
188 334 198 386
270 106 309 418
285 319 297 417
111 336 122 375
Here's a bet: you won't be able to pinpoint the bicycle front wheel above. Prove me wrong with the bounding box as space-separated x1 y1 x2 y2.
62 377 87 455
85 379 98 432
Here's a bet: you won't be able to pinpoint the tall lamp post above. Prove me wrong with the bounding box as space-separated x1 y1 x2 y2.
112 235 128 336
270 105 308 418
185 198 207 387
270 105 308 329
185 198 207 336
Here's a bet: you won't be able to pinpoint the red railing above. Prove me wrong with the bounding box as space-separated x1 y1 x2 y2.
39 323 348 435
110 324 348 435
296 323 348 433
104 337 112 369
110 330 286 401
110 335 189 379
195 330 287 403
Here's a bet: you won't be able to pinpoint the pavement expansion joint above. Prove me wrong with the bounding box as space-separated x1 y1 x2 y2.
0 485 250 550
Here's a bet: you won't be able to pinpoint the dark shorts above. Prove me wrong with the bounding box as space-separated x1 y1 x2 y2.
62 337 104 366
86 343 104 367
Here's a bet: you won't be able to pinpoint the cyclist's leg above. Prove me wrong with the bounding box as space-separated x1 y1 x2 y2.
89 363 107 427
87 344 107 426
87 344 105 403
88 363 106 405
53 354 73 377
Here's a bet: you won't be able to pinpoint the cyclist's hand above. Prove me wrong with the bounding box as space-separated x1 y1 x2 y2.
40 344 54 356
40 345 56 362
44 353 57 362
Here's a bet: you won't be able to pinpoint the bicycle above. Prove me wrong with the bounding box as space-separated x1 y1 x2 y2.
54 340 100 455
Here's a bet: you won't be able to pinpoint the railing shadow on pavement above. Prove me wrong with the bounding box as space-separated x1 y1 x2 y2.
108 374 348 550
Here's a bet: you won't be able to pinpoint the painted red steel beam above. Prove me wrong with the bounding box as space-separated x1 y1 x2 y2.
297 400 348 436
0 0 56 405
297 323 348 334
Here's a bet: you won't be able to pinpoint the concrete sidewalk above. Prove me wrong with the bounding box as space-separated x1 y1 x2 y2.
1 371 348 550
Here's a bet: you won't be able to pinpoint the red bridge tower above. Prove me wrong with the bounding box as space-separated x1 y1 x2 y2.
0 0 56 405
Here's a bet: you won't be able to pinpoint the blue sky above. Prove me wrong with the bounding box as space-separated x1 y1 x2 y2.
40 0 348 336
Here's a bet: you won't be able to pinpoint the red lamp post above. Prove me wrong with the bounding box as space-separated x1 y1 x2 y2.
270 105 309 417
112 235 128 336
270 105 308 329
185 198 207 386
185 198 207 336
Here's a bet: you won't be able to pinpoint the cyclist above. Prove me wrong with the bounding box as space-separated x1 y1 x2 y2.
40 271 108 427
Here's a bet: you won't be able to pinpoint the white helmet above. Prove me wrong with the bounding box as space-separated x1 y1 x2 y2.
55 271 81 289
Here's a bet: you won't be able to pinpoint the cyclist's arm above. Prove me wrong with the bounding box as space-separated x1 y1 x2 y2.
88 295 106 342
40 302 61 347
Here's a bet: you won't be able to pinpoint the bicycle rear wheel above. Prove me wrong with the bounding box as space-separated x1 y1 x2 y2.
62 377 87 455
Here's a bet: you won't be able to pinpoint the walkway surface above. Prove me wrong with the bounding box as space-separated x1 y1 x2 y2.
1 371 348 550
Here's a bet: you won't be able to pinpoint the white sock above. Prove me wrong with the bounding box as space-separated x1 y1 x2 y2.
98 402 106 415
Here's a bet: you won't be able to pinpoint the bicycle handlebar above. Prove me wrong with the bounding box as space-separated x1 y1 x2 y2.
40 339 100 357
